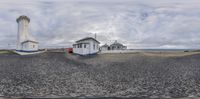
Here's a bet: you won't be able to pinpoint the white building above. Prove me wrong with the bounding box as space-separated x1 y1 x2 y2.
100 41 127 51
16 15 39 52
73 37 100 55
100 44 110 51
110 41 127 50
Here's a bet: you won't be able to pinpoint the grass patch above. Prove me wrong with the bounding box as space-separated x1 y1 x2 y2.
0 50 13 54
192 50 200 52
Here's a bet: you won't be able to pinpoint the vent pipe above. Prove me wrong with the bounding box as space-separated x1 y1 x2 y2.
95 33 97 39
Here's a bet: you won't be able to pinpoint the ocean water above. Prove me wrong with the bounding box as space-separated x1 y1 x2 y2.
128 49 199 52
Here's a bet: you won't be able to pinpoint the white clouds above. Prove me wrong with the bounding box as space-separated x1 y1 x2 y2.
0 0 200 49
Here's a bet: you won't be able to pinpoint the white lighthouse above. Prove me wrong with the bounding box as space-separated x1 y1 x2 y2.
16 15 39 52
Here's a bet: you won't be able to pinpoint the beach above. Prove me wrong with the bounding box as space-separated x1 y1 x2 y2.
0 52 200 98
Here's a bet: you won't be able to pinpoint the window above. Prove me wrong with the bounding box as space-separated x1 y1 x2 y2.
80 44 82 48
84 44 86 48
93 44 95 50
33 45 35 48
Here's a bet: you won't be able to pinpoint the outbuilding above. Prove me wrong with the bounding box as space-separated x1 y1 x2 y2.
73 37 100 55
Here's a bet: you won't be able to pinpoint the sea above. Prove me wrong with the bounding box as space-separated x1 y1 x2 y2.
127 49 200 52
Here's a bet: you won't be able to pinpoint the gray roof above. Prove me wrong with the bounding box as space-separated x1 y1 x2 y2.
101 44 109 47
76 37 100 44
110 41 124 47
73 43 89 45
21 40 39 44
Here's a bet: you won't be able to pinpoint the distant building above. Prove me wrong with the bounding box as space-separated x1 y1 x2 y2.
100 44 110 51
16 15 39 52
73 37 100 55
100 41 127 51
110 41 127 50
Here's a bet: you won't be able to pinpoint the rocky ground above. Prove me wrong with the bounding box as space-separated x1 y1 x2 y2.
0 52 200 98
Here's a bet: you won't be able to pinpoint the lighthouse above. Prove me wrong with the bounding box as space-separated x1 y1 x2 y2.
16 15 39 52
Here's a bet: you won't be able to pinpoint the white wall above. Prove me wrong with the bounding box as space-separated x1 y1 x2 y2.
22 42 38 51
101 47 108 51
73 39 99 55
89 41 99 54
73 44 89 55
17 19 30 50
100 50 133 54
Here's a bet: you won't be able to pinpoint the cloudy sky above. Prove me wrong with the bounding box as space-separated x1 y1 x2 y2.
0 0 200 49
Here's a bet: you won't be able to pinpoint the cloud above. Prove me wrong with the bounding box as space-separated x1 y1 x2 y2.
0 0 200 49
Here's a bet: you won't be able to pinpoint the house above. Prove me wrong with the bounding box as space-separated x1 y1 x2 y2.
100 44 110 51
110 41 127 50
73 37 100 55
16 15 39 52
100 41 127 51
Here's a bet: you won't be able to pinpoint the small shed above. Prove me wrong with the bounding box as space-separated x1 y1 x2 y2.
73 37 100 55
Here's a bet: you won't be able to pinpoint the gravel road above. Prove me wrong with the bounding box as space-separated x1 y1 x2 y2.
0 52 200 98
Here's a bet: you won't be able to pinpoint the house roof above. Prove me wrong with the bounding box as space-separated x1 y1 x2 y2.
21 40 39 44
76 37 100 44
101 44 109 47
110 41 125 47
73 43 89 45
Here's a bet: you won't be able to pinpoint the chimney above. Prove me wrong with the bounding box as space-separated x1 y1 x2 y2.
94 33 97 39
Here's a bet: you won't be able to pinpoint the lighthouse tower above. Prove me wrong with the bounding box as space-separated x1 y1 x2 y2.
16 15 39 52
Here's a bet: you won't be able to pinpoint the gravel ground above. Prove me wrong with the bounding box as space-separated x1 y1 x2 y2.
0 52 200 98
